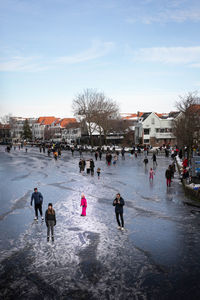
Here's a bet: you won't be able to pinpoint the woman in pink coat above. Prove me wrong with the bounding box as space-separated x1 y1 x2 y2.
80 193 87 216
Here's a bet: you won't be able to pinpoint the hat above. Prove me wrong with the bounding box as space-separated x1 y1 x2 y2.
48 203 53 206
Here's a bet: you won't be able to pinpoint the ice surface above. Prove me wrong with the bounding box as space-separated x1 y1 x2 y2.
0 146 200 299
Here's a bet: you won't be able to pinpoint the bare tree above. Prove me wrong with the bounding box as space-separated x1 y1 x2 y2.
173 91 200 158
72 89 99 145
72 89 119 146
94 95 119 145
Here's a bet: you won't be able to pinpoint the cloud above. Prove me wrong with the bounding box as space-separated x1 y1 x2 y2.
132 46 200 66
56 40 114 64
126 1 200 24
0 56 42 72
0 41 114 72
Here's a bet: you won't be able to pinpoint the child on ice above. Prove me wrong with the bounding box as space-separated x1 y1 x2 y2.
149 168 155 181
97 167 101 179
80 193 87 216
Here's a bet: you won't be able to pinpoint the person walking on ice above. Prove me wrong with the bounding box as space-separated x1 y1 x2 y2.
97 167 101 179
45 203 56 242
113 193 125 230
149 168 155 181
80 193 87 216
31 187 44 221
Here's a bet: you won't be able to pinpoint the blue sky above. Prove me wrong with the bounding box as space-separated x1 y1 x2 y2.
0 0 200 118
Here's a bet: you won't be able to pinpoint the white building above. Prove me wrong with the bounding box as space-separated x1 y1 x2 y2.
32 117 78 141
135 112 180 146
32 117 59 140
10 117 37 140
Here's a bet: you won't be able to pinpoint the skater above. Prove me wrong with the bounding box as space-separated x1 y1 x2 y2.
113 193 125 230
90 159 95 176
25 148 28 153
152 153 157 167
165 166 172 187
95 151 98 161
79 159 82 173
80 193 87 216
54 151 58 160
149 168 155 181
31 188 44 220
113 154 118 165
45 203 56 242
97 167 101 179
143 157 148 167
47 148 51 157
99 150 102 160
86 159 91 174
121 148 125 160
71 147 74 156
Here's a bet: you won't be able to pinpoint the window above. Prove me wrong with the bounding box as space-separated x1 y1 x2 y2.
156 128 160 133
151 118 155 124
160 128 164 133
144 139 149 143
144 129 150 135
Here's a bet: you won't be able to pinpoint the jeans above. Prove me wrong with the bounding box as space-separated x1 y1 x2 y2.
35 204 42 218
47 220 54 237
116 212 124 227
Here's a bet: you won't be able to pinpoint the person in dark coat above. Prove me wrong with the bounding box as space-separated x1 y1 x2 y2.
45 203 56 242
99 150 102 160
113 193 125 230
79 159 82 173
165 166 172 187
95 151 98 161
90 159 95 176
152 153 157 167
31 188 44 220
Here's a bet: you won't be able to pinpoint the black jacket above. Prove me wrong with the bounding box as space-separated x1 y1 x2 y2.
45 209 56 226
113 197 125 213
31 192 43 206
165 169 171 179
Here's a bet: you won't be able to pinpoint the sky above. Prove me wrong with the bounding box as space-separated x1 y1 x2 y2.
0 0 200 118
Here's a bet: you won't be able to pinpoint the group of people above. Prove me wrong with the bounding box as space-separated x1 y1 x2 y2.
31 188 56 242
31 188 126 241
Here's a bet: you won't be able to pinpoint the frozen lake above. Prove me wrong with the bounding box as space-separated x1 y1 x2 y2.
0 146 200 299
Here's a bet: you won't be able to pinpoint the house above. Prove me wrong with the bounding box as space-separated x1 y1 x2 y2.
32 117 78 141
50 118 78 142
32 117 59 140
62 121 81 143
135 112 180 146
10 117 37 141
0 123 11 143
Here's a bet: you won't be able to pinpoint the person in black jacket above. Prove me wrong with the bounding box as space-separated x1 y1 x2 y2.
45 203 56 242
90 159 95 176
31 188 43 220
113 193 125 230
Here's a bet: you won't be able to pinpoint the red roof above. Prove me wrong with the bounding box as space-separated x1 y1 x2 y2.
122 112 144 120
37 117 58 125
0 123 10 129
59 118 76 128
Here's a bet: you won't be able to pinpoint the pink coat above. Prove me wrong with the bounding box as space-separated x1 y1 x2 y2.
149 170 155 179
80 197 87 216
